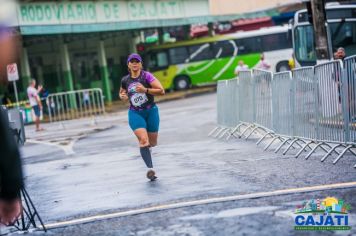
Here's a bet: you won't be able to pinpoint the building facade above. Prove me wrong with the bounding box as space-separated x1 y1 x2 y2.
3 0 295 103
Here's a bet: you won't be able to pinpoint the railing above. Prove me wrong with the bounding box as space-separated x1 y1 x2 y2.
46 88 105 123
210 56 356 168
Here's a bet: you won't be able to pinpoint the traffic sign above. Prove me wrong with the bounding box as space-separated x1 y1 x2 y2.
7 63 19 81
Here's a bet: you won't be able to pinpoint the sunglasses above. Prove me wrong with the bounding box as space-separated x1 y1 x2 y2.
129 59 141 63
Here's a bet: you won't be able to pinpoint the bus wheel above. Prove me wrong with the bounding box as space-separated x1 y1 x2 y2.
174 76 190 90
276 61 290 72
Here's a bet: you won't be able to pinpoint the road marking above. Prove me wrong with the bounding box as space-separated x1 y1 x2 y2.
26 139 75 155
43 181 356 230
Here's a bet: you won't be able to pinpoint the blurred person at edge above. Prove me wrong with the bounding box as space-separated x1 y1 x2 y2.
0 5 24 226
334 47 346 60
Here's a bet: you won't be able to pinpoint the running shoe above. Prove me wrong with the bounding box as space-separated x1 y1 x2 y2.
146 169 157 181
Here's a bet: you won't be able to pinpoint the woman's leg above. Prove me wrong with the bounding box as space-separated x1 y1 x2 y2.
134 128 153 169
129 110 153 169
147 106 160 147
134 128 150 147
148 132 158 147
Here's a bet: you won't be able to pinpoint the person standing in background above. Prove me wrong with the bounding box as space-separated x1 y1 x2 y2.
334 47 346 60
288 53 295 70
27 79 43 131
255 53 271 70
234 60 249 76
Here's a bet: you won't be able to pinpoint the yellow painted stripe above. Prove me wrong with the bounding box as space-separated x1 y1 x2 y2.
43 181 356 230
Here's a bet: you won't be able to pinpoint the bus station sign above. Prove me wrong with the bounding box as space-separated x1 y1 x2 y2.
18 1 209 26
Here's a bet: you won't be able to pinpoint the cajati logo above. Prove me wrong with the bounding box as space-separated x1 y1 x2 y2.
294 197 351 231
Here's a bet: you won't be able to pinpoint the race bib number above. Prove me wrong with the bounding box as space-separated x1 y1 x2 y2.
131 93 148 107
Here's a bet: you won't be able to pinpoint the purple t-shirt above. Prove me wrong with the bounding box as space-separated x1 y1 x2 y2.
121 71 156 111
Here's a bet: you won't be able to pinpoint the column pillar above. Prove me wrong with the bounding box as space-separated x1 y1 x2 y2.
61 44 74 91
98 40 112 103
61 43 76 108
20 47 31 90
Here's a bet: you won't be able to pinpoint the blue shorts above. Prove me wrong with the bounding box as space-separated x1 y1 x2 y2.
128 105 160 132
32 105 41 117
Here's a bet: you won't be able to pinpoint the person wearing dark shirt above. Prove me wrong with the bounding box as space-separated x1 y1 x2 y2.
119 53 165 181
0 106 23 226
0 19 23 226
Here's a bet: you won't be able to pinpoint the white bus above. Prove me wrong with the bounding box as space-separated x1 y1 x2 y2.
292 3 356 66
226 25 294 72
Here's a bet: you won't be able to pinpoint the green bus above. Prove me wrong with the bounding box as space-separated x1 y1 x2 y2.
143 25 292 90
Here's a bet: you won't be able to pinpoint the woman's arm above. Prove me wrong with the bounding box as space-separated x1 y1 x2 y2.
119 87 128 101
147 80 165 96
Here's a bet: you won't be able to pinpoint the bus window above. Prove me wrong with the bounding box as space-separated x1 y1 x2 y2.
212 40 236 59
239 37 261 54
187 43 213 62
234 39 248 55
330 22 356 56
148 51 169 70
294 25 316 62
169 47 189 64
261 33 292 51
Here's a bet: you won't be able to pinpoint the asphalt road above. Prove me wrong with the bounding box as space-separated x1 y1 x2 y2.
1 92 355 235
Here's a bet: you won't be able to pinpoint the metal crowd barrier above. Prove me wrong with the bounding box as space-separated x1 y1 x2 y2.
292 67 315 140
271 71 293 135
227 71 256 140
210 59 356 168
315 60 344 142
209 81 228 137
253 69 273 131
46 88 105 123
344 55 356 143
239 70 255 124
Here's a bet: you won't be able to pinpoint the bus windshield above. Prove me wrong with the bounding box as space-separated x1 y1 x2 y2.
294 21 356 64
294 25 316 63
293 5 356 66
330 21 356 55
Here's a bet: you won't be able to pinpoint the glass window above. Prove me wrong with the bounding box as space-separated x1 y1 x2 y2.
294 25 316 62
169 47 189 64
212 40 236 59
234 39 247 55
237 37 261 54
147 51 169 70
187 43 213 62
327 8 356 19
157 52 168 67
261 33 292 51
330 22 356 56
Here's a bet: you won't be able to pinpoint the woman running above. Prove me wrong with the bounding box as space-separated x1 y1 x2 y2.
119 53 165 181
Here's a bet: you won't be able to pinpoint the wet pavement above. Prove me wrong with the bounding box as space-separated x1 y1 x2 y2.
1 92 355 235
